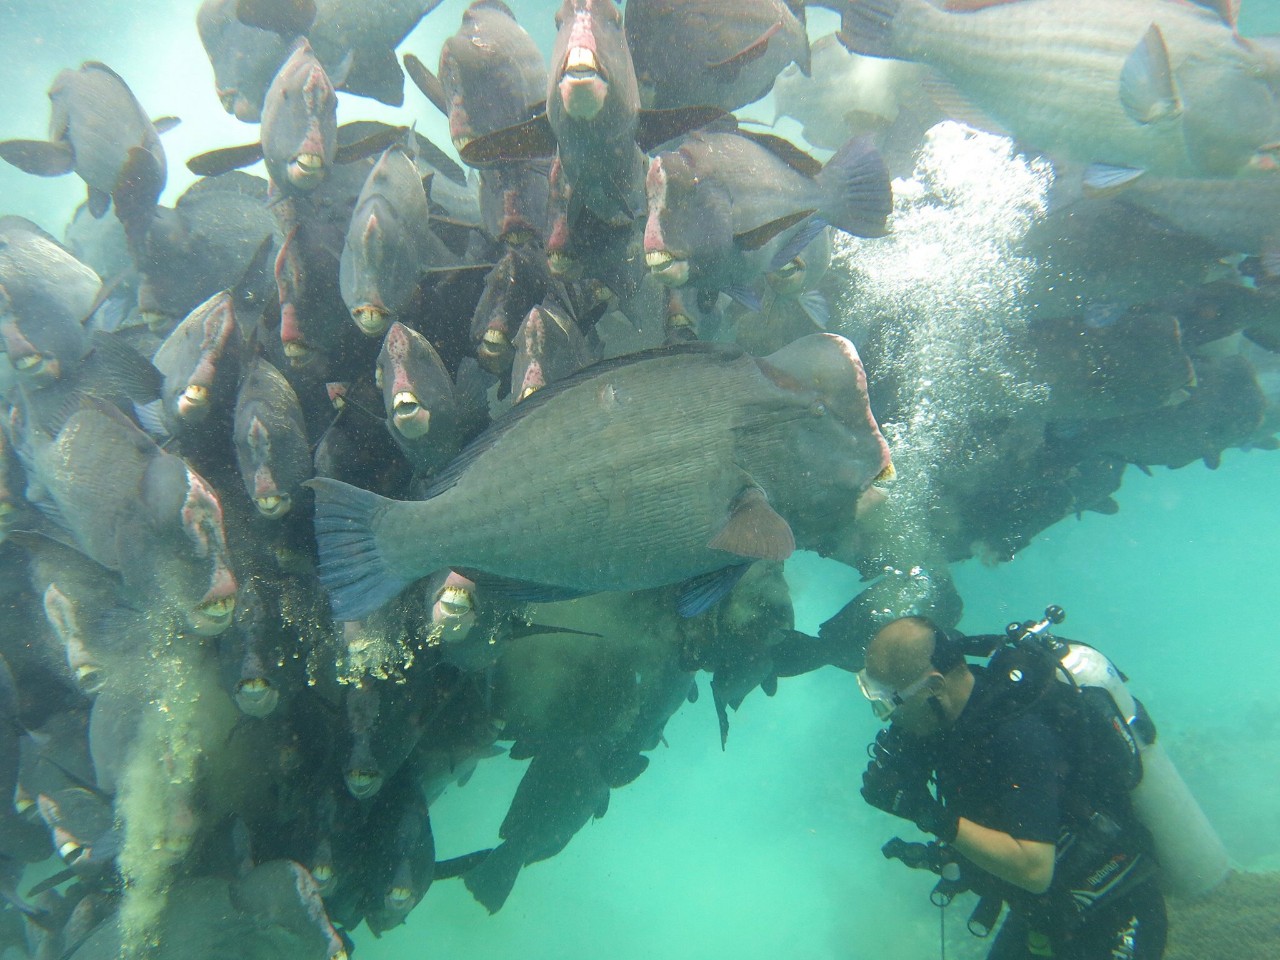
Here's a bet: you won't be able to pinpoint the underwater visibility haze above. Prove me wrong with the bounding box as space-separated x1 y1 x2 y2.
0 0 1277 958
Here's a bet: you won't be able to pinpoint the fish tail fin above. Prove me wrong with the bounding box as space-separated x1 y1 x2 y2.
836 0 903 60
462 844 523 914
818 135 893 239
305 478 414 621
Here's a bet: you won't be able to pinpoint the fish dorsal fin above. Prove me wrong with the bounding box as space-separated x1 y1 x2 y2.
460 113 556 167
404 53 449 116
236 0 317 36
635 106 727 154
709 485 795 560
151 116 181 135
706 21 784 83
186 142 265 177
1188 0 1238 29
737 130 823 177
1120 23 1181 125
734 209 815 251
422 341 745 498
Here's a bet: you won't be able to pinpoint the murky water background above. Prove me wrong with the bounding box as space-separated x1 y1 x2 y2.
1 1 1276 958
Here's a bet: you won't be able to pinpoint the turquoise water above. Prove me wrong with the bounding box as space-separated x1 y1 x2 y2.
1 1 1278 958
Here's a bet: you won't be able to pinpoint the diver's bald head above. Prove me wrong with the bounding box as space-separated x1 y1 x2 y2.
865 616 944 689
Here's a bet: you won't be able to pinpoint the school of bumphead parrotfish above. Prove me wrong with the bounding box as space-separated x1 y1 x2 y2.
0 0 1278 955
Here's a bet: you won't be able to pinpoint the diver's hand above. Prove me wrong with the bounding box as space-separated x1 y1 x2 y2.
861 753 957 842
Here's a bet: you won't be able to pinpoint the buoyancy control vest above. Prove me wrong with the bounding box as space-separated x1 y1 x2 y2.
942 607 1228 933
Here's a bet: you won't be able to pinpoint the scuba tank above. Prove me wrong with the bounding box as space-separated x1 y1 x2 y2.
982 606 1229 899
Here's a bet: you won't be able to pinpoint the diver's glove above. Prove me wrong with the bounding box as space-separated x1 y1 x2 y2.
861 732 958 843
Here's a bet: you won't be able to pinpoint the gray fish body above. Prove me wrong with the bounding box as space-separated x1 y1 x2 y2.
311 335 890 619
148 291 239 436
28 407 238 634
0 217 101 382
439 0 547 151
47 62 167 202
308 0 445 106
234 358 312 518
854 0 1280 177
261 39 338 195
625 0 809 112
197 0 292 122
339 145 446 335
376 322 463 474
1115 173 1280 257
509 303 595 401
548 0 646 222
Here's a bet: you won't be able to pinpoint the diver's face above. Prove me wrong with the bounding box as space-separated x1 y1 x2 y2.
888 674 946 738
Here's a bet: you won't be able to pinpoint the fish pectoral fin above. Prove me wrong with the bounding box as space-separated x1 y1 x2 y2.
334 122 408 165
1081 162 1146 197
709 486 795 560
404 53 449 116
706 21 784 84
186 142 265 177
734 209 815 251
151 115 181 134
341 45 407 107
635 106 728 154
0 138 74 177
1120 24 1182 125
413 129 469 185
460 114 556 167
675 563 752 618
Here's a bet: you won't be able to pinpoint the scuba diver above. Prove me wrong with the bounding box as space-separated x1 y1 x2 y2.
856 607 1179 959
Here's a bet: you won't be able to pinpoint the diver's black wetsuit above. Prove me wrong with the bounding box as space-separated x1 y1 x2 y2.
924 668 1169 959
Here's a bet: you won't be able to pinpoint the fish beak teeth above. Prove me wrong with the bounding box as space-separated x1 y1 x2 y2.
283 341 315 366
178 384 210 419
437 586 473 619
311 863 334 886
560 47 607 119
255 494 292 518
478 329 513 372
646 251 689 286
387 886 415 910
0 502 14 525
547 251 580 279
74 664 105 695
58 839 84 863
565 46 599 78
392 393 430 439
345 769 383 799
235 678 280 717
289 153 327 187
353 306 390 337
12 353 43 372
192 595 236 635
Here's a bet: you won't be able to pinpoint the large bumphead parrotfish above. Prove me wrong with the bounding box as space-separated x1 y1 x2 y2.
839 0 1280 178
0 62 171 257
310 334 891 621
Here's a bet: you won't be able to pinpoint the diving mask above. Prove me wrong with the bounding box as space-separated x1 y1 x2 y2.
857 668 935 721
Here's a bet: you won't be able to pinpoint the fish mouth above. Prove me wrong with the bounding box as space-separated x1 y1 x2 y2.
645 250 689 286
559 46 607 120
769 257 806 294
235 677 280 717
478 329 513 373
140 311 173 335
254 493 293 519
345 768 384 799
288 152 327 188
56 835 85 864
437 584 473 619
392 392 431 439
11 352 55 380
352 305 390 337
189 595 236 636
385 886 415 912
0 501 15 527
547 251 581 279
74 663 106 696
283 340 316 367
177 383 210 419
310 862 335 891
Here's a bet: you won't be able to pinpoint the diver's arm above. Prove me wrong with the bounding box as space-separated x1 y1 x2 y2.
952 819 1055 894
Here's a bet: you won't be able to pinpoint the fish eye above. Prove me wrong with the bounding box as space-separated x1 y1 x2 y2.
809 400 826 417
